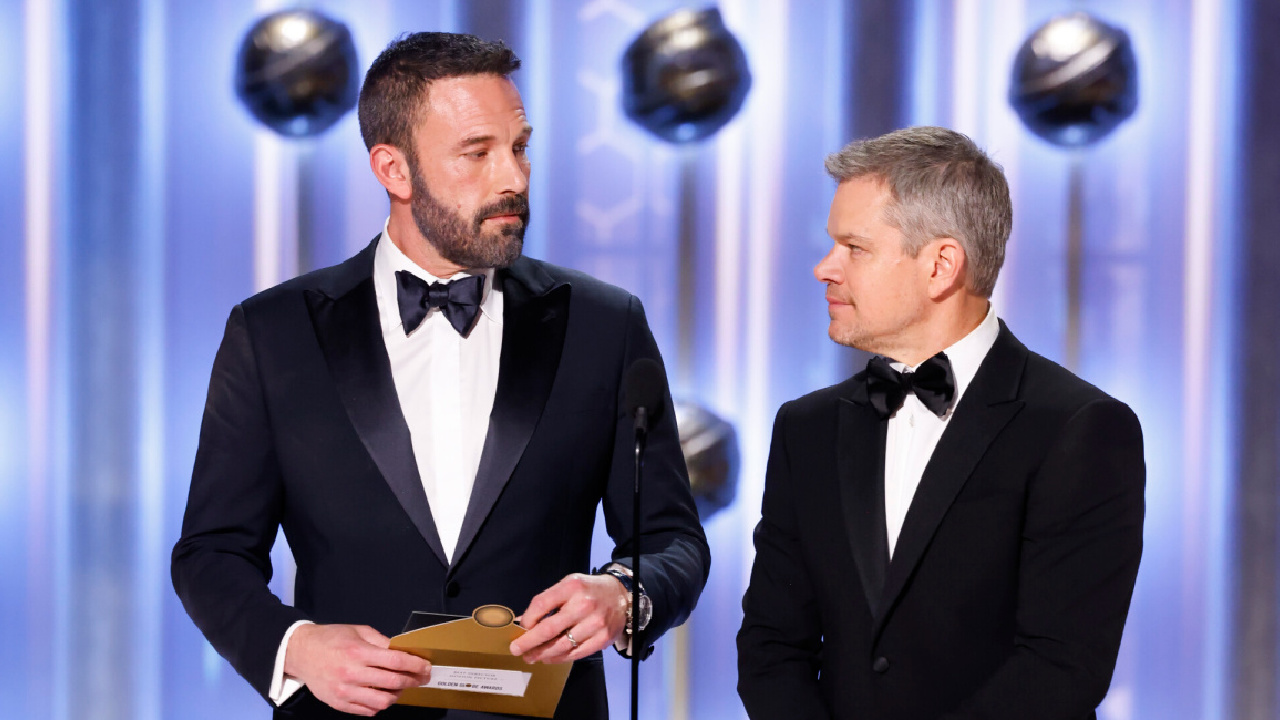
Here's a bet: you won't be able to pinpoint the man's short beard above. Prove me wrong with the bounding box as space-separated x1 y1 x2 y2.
409 164 527 270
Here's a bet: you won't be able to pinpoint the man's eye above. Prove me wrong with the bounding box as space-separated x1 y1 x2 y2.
469 150 488 159
514 143 529 155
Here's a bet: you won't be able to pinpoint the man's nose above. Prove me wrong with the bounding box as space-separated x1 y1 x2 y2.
814 246 841 283
495 149 529 195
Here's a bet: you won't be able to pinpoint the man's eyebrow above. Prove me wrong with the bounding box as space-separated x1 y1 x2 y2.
456 134 497 150
455 125 534 150
831 231 871 242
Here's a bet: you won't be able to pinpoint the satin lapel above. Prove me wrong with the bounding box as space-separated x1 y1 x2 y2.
305 243 448 567
872 325 1028 638
839 375 891 618
451 259 568 568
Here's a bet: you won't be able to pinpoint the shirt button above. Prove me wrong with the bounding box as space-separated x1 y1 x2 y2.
445 581 461 598
872 657 890 674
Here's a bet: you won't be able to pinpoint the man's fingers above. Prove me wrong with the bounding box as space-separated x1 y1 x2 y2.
341 626 428 678
365 645 431 677
565 623 618 661
353 624 392 649
525 624 615 664
332 685 400 716
522 632 578 664
286 623 432 714
317 671 399 716
350 665 429 692
511 606 574 656
511 617 572 657
520 616 610 663
519 580 576 631
511 573 629 659
511 579 579 655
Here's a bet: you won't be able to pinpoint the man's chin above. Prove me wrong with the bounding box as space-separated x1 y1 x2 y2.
484 237 524 269
828 325 865 351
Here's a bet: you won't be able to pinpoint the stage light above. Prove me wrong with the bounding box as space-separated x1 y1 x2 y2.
621 8 751 144
675 401 739 521
1009 11 1138 147
234 9 359 138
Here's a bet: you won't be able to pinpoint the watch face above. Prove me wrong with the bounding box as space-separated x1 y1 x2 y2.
636 594 653 631
604 564 653 633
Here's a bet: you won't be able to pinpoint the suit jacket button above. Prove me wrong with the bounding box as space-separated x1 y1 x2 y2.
445 581 461 598
872 657 890 674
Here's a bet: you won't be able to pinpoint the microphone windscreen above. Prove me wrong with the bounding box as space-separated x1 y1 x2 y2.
624 358 666 423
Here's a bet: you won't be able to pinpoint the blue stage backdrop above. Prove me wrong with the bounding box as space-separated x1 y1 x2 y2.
0 1 1266 719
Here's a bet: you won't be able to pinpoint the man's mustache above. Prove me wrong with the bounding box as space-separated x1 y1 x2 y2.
475 195 530 224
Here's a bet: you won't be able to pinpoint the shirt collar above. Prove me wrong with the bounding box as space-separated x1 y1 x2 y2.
374 217 502 332
894 304 999 409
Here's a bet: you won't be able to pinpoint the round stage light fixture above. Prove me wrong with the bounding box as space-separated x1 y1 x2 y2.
675 401 739 521
621 7 751 144
235 9 359 138
1009 11 1138 147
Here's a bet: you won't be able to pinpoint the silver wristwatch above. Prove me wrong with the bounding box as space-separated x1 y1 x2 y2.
599 562 652 634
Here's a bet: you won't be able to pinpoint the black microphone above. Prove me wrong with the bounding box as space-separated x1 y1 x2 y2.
621 357 666 720
624 358 666 436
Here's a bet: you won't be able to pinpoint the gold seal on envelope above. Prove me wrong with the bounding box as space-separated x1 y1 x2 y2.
390 605 573 718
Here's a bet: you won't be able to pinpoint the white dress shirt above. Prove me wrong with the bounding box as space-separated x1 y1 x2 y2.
883 306 999 557
373 221 503 562
270 221 503 704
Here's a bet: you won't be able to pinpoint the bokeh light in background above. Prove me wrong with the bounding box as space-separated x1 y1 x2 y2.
1009 11 1138 148
621 7 751 144
235 9 359 138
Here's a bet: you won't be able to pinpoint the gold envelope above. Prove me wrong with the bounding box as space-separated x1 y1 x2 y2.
389 605 572 718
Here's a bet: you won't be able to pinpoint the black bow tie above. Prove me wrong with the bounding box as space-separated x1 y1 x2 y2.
395 270 485 336
864 352 956 419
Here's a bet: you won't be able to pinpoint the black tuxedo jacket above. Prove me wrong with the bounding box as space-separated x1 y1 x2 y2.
737 323 1144 720
172 239 709 719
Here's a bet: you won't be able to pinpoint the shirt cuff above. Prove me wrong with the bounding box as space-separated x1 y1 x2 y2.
268 620 314 706
613 635 635 656
612 633 655 660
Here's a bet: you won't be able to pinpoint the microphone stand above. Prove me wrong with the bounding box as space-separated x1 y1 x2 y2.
630 407 646 720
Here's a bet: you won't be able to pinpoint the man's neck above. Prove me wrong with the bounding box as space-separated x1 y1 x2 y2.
386 210 465 278
888 297 991 367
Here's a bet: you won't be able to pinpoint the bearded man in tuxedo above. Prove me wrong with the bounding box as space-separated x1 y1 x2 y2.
173 32 708 719
737 126 1144 720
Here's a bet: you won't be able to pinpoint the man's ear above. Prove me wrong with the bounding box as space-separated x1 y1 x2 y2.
369 144 412 201
927 236 967 299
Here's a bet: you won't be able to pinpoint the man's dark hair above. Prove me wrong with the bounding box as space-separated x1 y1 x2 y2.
358 32 521 156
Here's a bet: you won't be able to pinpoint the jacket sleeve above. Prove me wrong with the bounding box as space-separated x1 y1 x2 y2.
598 295 710 647
171 304 308 700
943 398 1146 719
737 404 833 720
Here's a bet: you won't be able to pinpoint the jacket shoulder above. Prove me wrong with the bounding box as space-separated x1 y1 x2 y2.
234 239 379 319
1020 348 1126 412
776 375 863 423
525 257 636 309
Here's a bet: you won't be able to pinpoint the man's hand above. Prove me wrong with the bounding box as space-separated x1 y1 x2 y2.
284 623 431 716
509 573 628 663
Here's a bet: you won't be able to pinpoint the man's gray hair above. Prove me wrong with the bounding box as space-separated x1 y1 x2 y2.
824 126 1012 297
